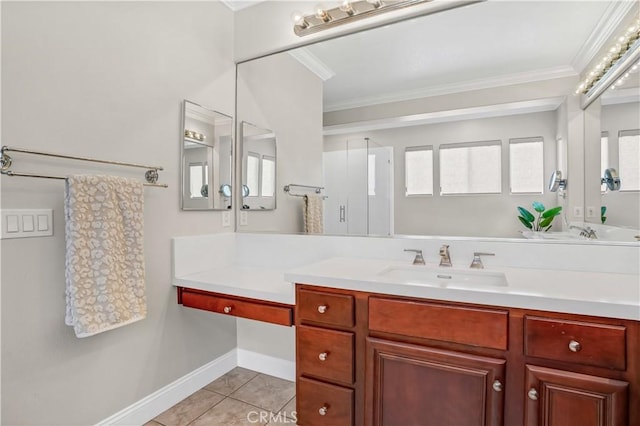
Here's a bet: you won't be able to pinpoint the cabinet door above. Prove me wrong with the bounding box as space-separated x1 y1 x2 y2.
525 365 628 426
366 337 505 426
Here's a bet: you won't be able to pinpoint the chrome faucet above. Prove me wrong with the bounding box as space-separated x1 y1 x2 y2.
439 245 452 267
404 249 425 265
469 252 495 269
569 225 598 240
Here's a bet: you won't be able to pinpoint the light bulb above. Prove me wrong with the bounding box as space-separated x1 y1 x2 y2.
340 0 355 15
290 10 309 28
315 4 331 22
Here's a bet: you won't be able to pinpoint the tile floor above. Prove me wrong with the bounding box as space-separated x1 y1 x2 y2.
145 368 296 426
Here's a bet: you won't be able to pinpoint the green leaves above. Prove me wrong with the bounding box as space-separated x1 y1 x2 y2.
517 202 562 232
601 206 607 224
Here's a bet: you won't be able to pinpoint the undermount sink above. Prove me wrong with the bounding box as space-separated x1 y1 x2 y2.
377 265 508 288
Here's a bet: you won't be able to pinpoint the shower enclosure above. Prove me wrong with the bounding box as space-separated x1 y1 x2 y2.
323 137 393 236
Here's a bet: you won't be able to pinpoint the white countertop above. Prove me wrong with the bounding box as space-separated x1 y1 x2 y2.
284 258 640 320
173 258 640 320
173 266 295 305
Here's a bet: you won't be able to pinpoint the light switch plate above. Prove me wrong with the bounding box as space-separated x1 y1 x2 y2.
239 211 248 226
1 209 53 239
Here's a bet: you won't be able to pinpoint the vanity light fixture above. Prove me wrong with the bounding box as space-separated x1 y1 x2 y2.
292 0 434 37
575 17 640 96
184 129 206 142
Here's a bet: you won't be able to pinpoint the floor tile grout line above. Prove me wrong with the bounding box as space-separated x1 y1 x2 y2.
184 395 230 426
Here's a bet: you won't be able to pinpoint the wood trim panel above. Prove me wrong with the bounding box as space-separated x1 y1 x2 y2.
178 287 293 326
369 297 509 350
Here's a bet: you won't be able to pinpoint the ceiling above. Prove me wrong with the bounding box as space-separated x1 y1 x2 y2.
289 1 625 112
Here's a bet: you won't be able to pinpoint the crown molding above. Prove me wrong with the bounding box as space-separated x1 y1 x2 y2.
219 0 266 12
601 87 640 106
323 97 565 136
288 48 336 82
324 66 576 112
571 1 637 74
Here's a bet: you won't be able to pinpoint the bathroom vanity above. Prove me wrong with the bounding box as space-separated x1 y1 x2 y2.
172 233 640 426
294 284 637 426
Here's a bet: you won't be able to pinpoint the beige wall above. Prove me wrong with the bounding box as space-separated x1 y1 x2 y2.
1 2 236 424
236 52 324 233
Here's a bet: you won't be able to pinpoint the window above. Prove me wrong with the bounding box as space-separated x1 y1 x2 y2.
440 141 501 194
509 137 543 194
618 129 640 191
368 154 376 196
246 152 260 197
405 146 433 196
261 155 276 197
601 132 609 192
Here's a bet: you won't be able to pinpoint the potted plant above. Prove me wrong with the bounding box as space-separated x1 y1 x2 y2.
517 202 562 232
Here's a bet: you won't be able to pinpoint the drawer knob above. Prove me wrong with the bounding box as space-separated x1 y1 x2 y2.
492 380 503 392
568 340 582 352
319 352 328 361
318 406 328 416
528 388 539 401
223 306 232 314
317 305 327 314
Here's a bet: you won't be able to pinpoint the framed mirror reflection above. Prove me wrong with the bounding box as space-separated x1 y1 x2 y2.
181 100 233 211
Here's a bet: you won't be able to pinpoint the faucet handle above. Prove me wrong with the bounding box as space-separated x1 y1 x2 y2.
470 252 495 269
404 249 425 265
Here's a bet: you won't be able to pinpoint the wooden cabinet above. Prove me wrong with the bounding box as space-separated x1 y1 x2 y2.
366 337 505 426
295 284 639 426
525 365 628 426
177 287 293 326
296 287 358 426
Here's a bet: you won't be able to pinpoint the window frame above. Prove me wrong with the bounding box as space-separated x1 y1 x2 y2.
439 140 502 196
404 145 434 197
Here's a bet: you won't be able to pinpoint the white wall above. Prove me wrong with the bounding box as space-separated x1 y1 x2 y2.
1 3 236 424
236 52 323 233
325 111 560 237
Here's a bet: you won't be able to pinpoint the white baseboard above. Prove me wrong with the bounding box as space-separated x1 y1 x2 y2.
96 349 237 426
96 348 295 425
237 348 296 382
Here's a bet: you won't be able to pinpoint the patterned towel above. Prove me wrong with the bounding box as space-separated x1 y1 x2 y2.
64 175 146 338
303 194 324 234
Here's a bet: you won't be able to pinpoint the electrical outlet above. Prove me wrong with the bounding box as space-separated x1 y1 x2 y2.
573 206 583 217
222 211 231 227
586 206 596 218
240 211 248 226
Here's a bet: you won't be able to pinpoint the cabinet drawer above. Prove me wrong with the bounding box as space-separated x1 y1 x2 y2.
298 325 354 385
180 289 293 326
369 297 508 350
524 316 626 370
298 288 354 327
297 377 354 426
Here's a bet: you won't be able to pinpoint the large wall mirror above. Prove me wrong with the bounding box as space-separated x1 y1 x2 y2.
181 100 233 210
236 1 640 241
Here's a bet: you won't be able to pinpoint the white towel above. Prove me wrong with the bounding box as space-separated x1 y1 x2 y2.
64 175 146 338
303 195 324 234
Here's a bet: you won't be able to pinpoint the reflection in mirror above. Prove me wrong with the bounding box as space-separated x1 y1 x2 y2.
584 93 639 238
181 101 233 210
240 121 277 210
236 1 638 241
